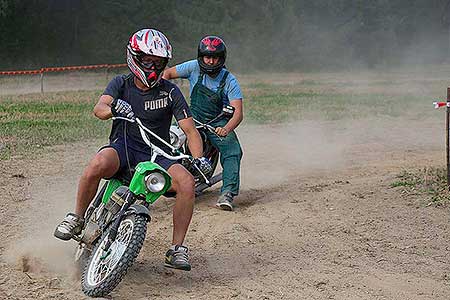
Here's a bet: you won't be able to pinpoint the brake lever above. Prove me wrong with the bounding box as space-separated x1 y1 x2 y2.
204 125 224 141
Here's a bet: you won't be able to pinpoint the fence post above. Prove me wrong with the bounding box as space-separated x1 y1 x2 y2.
105 66 109 84
447 87 450 190
40 69 44 93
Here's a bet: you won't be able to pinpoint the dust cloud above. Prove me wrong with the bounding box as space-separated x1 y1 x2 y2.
238 116 444 190
238 121 347 189
2 147 87 278
3 232 77 276
3 195 80 278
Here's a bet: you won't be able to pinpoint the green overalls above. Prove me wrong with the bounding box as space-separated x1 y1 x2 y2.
190 71 243 196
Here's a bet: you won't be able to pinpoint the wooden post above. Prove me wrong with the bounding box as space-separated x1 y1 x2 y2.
105 66 109 84
447 87 450 189
40 71 44 93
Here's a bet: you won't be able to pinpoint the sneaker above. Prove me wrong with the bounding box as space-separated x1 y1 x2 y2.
164 245 191 271
216 192 234 211
54 213 84 241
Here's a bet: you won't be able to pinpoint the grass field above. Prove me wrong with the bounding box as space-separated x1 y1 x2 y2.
0 67 446 159
0 91 107 159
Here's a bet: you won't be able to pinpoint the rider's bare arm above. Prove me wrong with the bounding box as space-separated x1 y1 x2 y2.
216 99 243 137
93 95 114 120
162 66 179 80
178 117 203 158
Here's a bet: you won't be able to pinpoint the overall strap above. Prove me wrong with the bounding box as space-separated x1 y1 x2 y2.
196 73 204 86
218 71 229 90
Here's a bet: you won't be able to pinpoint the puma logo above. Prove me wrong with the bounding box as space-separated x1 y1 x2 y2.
144 97 169 110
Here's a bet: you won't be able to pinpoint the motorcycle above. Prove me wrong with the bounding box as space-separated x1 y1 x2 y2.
74 116 208 297
169 105 235 196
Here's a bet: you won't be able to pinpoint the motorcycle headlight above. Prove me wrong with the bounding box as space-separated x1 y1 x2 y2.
144 172 166 193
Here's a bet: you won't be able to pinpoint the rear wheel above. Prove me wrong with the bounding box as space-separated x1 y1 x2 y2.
195 148 220 195
183 131 222 195
81 214 147 297
202 147 219 178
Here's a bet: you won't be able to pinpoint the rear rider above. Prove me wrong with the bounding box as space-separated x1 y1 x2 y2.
163 35 244 211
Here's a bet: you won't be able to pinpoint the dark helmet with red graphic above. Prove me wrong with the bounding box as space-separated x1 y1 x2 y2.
197 35 227 76
126 29 172 88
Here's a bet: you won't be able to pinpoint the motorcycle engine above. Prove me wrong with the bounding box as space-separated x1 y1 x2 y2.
105 186 128 216
81 186 128 245
169 125 186 149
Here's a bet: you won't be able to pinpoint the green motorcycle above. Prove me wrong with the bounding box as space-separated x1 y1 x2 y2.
72 117 203 297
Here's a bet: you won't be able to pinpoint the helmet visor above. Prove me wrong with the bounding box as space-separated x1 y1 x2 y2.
136 54 168 71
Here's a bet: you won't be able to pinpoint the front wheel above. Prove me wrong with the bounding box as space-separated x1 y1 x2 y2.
74 245 91 277
81 214 147 297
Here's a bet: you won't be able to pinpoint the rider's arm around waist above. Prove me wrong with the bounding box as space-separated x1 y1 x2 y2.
162 66 179 80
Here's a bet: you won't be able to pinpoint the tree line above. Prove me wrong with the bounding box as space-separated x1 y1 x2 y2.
1 0 449 71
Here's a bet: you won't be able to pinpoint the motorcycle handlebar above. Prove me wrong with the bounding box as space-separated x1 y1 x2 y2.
113 116 211 184
112 116 191 161
193 118 224 141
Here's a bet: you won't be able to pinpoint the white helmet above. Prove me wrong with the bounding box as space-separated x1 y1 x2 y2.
126 29 172 88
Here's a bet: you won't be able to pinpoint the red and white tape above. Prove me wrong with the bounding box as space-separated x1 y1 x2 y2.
433 101 450 109
0 63 127 76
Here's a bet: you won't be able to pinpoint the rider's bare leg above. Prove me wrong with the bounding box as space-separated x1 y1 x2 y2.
74 148 120 217
167 164 195 245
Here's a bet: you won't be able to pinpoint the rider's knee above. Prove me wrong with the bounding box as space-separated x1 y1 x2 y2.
221 144 243 160
84 155 115 179
174 171 195 196
181 171 195 189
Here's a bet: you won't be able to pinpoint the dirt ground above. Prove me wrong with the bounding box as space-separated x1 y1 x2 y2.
1 111 450 300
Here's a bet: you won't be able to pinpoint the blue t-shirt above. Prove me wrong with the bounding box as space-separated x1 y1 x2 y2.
175 60 243 105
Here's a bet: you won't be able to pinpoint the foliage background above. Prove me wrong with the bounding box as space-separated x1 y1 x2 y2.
1 0 450 71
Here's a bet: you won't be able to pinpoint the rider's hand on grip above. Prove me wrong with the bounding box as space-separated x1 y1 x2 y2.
194 157 212 175
215 126 228 137
111 98 135 119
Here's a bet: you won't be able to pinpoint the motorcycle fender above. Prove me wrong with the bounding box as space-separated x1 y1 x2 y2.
126 204 151 221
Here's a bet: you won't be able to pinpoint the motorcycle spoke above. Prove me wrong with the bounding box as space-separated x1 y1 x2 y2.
87 219 134 286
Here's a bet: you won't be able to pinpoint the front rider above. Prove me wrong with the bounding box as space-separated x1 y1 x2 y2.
54 29 211 271
163 35 243 211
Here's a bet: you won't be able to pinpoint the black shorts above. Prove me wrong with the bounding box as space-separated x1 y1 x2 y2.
99 139 178 179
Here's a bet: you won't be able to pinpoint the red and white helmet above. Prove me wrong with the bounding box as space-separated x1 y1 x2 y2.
126 29 172 88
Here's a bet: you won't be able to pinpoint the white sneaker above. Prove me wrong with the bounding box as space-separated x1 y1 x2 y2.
164 245 191 271
54 213 84 241
216 192 234 211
